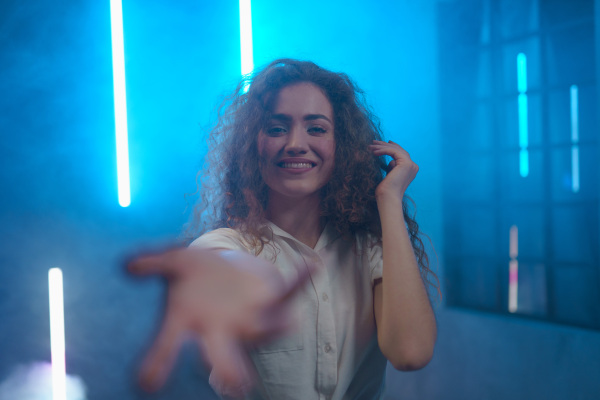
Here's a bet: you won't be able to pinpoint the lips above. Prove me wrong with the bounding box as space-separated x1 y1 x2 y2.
277 159 316 169
279 162 313 169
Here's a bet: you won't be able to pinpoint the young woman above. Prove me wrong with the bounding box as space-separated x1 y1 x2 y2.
129 59 439 399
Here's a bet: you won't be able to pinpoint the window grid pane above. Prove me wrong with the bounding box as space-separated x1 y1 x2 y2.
440 0 600 329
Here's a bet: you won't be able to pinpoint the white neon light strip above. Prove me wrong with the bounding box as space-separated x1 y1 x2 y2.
110 0 131 207
508 225 519 313
239 0 254 76
517 53 529 178
49 268 67 400
570 85 580 193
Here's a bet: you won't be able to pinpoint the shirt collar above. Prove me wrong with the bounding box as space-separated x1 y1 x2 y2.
261 220 340 251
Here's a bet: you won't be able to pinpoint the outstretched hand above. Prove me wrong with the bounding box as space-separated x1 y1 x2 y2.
369 140 419 199
127 247 311 395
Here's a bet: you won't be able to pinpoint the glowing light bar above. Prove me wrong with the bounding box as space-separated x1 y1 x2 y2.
571 146 580 193
570 85 579 142
519 148 529 178
49 268 67 400
110 0 131 207
570 85 580 193
508 226 519 313
239 0 254 76
518 94 529 149
509 225 519 259
517 53 529 178
517 53 528 93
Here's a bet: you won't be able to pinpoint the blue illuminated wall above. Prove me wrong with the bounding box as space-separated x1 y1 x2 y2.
0 1 242 398
0 1 441 399
1 0 598 399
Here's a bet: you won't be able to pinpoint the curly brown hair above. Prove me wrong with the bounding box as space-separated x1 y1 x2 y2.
185 59 438 291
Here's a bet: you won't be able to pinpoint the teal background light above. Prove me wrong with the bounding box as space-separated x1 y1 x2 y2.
517 52 529 178
1 1 598 399
570 84 580 193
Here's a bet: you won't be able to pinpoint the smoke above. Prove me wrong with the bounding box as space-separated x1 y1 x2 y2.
0 362 87 400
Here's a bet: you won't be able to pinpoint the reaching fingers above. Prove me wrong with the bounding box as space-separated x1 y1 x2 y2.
238 261 315 342
127 248 186 278
138 312 185 392
204 331 255 395
278 261 315 303
264 261 316 329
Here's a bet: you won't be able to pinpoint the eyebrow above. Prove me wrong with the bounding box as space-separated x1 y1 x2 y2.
271 113 333 123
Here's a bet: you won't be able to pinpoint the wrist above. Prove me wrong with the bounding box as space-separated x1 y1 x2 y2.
375 188 405 206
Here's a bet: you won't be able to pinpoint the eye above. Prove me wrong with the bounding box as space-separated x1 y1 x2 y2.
307 126 327 135
265 126 287 136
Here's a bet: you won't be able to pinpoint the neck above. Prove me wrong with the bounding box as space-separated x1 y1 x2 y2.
266 192 324 248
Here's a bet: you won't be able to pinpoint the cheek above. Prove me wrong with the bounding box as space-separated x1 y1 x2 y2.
326 142 337 177
257 134 266 158
257 134 279 160
318 139 336 166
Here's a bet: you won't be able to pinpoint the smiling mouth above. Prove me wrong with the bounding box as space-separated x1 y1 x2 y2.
278 162 315 169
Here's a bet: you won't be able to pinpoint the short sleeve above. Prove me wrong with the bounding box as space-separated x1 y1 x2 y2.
367 236 384 285
189 228 250 253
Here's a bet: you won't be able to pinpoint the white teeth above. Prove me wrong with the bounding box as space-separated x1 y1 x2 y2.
281 162 313 169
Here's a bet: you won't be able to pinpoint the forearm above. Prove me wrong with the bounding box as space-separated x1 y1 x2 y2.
375 193 437 370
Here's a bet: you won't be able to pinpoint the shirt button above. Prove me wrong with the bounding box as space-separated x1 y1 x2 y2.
322 293 329 302
324 344 331 353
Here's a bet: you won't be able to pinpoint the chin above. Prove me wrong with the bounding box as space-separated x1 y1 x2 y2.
270 184 324 200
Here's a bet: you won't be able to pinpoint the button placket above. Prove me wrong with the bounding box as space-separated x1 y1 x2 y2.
303 250 337 394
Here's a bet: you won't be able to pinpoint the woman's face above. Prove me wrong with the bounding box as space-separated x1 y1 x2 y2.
257 82 335 202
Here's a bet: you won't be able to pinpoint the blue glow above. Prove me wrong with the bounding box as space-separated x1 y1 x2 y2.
517 53 527 93
518 93 529 148
570 85 580 193
110 0 131 207
519 149 529 177
571 145 580 193
570 85 579 142
239 0 254 76
517 53 529 178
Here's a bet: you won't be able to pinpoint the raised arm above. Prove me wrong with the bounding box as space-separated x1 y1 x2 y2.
127 247 311 392
369 140 437 371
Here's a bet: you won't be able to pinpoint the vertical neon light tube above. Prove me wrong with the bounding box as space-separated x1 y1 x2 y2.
570 85 580 193
110 0 131 207
49 268 66 400
508 225 519 312
517 53 529 178
239 0 254 77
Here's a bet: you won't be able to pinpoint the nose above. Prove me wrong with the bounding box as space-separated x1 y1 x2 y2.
284 127 308 154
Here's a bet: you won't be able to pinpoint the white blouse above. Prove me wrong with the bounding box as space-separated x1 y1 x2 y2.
191 222 387 400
